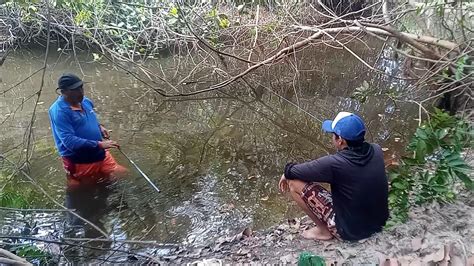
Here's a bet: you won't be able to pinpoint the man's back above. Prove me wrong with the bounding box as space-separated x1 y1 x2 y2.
329 143 389 240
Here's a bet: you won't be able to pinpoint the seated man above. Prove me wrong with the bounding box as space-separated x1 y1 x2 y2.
279 112 389 241
49 73 127 189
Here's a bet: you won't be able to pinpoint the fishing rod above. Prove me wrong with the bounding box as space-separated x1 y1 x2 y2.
104 134 160 192
117 147 161 193
118 147 161 192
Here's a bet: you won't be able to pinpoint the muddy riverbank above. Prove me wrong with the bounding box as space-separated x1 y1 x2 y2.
162 193 473 265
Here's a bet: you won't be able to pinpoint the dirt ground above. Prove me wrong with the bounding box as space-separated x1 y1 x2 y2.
155 190 473 265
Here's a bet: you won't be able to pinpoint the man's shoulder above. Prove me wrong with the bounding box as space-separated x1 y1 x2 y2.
49 97 66 113
316 154 341 164
82 97 94 106
48 97 70 118
369 143 384 154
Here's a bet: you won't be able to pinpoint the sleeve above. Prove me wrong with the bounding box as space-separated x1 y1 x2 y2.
284 155 335 183
51 109 100 152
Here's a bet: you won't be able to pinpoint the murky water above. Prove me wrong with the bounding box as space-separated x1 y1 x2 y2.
1 45 418 261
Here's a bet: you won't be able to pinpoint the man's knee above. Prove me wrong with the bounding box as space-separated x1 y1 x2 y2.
288 179 308 193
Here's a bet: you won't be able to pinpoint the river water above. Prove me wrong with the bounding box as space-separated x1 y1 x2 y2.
0 45 418 262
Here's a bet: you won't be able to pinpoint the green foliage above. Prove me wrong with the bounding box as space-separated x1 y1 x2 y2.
351 80 373 103
387 109 472 226
10 245 53 265
298 251 325 266
0 170 50 209
454 56 471 81
4 0 238 55
0 186 31 208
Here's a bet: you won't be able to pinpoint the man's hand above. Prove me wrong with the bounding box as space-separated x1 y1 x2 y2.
99 140 119 149
279 174 289 193
99 124 110 139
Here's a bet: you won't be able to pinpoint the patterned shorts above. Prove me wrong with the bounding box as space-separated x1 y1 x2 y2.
301 183 340 239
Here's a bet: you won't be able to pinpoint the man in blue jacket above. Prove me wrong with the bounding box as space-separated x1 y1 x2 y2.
49 73 126 188
279 112 389 241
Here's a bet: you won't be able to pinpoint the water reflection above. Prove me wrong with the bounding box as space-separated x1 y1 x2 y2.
64 185 111 239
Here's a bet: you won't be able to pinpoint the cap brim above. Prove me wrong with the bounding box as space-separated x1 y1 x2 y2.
322 120 334 133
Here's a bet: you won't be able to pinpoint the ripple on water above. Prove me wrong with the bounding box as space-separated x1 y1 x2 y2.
169 174 251 245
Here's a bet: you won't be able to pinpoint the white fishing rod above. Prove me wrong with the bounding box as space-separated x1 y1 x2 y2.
105 136 160 193
117 147 161 193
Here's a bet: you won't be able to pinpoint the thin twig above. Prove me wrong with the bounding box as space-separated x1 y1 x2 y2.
0 207 74 212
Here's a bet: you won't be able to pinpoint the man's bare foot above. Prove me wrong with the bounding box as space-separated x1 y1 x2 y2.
301 226 333 241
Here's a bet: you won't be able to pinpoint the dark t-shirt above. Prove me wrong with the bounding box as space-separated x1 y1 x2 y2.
284 143 389 240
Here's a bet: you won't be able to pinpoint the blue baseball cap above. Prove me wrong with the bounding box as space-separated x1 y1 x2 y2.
322 112 366 141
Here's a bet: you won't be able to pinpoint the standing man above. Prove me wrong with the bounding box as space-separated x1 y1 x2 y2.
49 73 126 188
279 112 389 241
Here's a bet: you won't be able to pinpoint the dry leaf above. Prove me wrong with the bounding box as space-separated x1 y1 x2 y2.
408 258 423 266
423 247 445 263
449 254 465 266
247 175 256 180
382 147 389 151
467 256 474 266
260 196 269 201
242 227 252 237
411 237 422 251
280 254 296 264
236 248 250 256
381 258 399 266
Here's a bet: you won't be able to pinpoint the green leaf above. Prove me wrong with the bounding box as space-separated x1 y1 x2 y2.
169 6 178 17
415 140 427 162
437 128 449 140
456 171 473 190
415 128 429 140
218 17 230 29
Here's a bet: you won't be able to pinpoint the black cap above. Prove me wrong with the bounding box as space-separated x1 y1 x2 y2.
58 73 83 91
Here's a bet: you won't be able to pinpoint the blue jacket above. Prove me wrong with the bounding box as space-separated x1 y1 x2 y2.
48 96 105 163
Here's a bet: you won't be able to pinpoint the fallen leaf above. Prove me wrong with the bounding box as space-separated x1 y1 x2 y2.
423 247 445 263
439 244 451 266
381 258 399 266
260 196 269 201
247 175 256 180
236 248 250 256
408 258 422 266
467 256 474 266
382 147 389 151
336 248 356 260
449 254 465 266
242 227 252 237
213 243 222 252
280 254 296 264
411 237 422 251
